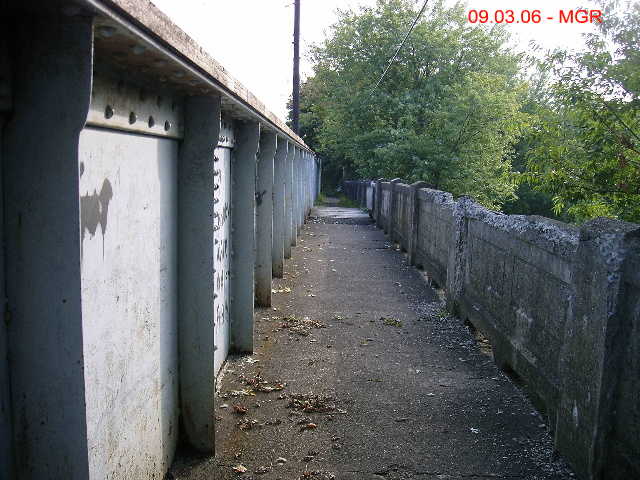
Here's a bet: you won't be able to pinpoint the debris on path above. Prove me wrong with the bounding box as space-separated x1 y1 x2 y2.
170 207 575 480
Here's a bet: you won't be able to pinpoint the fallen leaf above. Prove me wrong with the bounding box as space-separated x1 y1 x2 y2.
272 287 292 294
233 404 248 415
229 389 256 397
300 423 317 431
381 317 403 327
232 464 247 474
238 419 259 431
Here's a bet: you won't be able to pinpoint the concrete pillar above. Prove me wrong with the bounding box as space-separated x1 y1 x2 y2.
291 147 299 246
302 152 308 218
316 157 322 201
230 121 260 353
313 156 318 204
556 218 640 480
306 153 312 214
3 14 93 479
272 138 287 277
255 131 277 307
177 95 221 452
284 143 294 257
445 196 472 313
375 179 384 229
305 153 309 218
408 182 430 266
298 150 305 228
0 32 11 480
307 154 313 213
301 152 306 218
389 178 402 243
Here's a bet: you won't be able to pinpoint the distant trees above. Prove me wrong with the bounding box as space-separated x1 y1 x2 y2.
523 0 640 222
295 0 640 222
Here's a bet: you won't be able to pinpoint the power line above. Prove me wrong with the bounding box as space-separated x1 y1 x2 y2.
370 0 430 95
292 0 301 134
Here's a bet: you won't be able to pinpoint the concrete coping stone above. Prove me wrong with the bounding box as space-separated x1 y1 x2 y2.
579 216 640 240
418 188 456 208
458 196 579 258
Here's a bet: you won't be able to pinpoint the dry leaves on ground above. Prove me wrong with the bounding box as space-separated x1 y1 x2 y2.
240 372 286 393
276 315 326 336
272 286 292 294
287 393 337 413
381 316 403 327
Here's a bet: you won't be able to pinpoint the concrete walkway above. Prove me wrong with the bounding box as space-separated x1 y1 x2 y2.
171 206 574 480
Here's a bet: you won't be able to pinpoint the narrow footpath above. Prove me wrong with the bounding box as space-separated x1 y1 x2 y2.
172 204 575 480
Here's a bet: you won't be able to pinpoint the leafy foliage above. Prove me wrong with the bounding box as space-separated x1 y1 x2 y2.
296 0 528 210
295 0 640 222
523 0 640 222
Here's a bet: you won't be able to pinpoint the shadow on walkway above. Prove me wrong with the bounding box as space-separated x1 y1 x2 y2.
171 206 574 480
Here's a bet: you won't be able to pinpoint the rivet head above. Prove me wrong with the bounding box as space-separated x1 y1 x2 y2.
104 105 114 119
129 112 137 124
164 120 172 132
148 116 155 128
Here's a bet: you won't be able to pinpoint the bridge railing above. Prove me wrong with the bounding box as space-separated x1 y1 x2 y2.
1 2 319 478
344 179 640 480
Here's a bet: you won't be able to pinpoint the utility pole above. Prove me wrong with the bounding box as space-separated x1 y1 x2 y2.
292 0 300 135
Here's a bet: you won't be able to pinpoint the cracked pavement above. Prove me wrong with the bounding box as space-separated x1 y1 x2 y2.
170 205 575 480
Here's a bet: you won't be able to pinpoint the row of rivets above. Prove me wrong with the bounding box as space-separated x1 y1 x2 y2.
103 105 172 131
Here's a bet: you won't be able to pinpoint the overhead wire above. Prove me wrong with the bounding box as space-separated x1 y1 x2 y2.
370 0 430 95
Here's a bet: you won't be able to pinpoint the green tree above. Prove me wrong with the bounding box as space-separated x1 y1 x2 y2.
296 0 529 209
524 0 640 222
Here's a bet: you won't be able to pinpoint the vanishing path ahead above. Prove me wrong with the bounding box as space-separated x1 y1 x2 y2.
172 205 573 480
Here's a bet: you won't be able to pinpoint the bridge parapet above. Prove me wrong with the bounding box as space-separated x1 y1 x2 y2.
1 2 319 478
345 179 639 480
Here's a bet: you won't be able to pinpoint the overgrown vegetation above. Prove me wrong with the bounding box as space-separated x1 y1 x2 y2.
293 0 640 223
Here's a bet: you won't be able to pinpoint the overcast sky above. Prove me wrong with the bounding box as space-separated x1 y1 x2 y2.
151 0 599 120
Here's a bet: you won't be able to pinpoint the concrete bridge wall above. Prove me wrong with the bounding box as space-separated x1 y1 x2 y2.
0 1 318 478
344 179 640 480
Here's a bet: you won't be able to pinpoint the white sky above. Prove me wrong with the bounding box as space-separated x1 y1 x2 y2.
151 0 599 120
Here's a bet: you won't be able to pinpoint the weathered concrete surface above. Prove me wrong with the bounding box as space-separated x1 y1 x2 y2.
171 207 574 480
